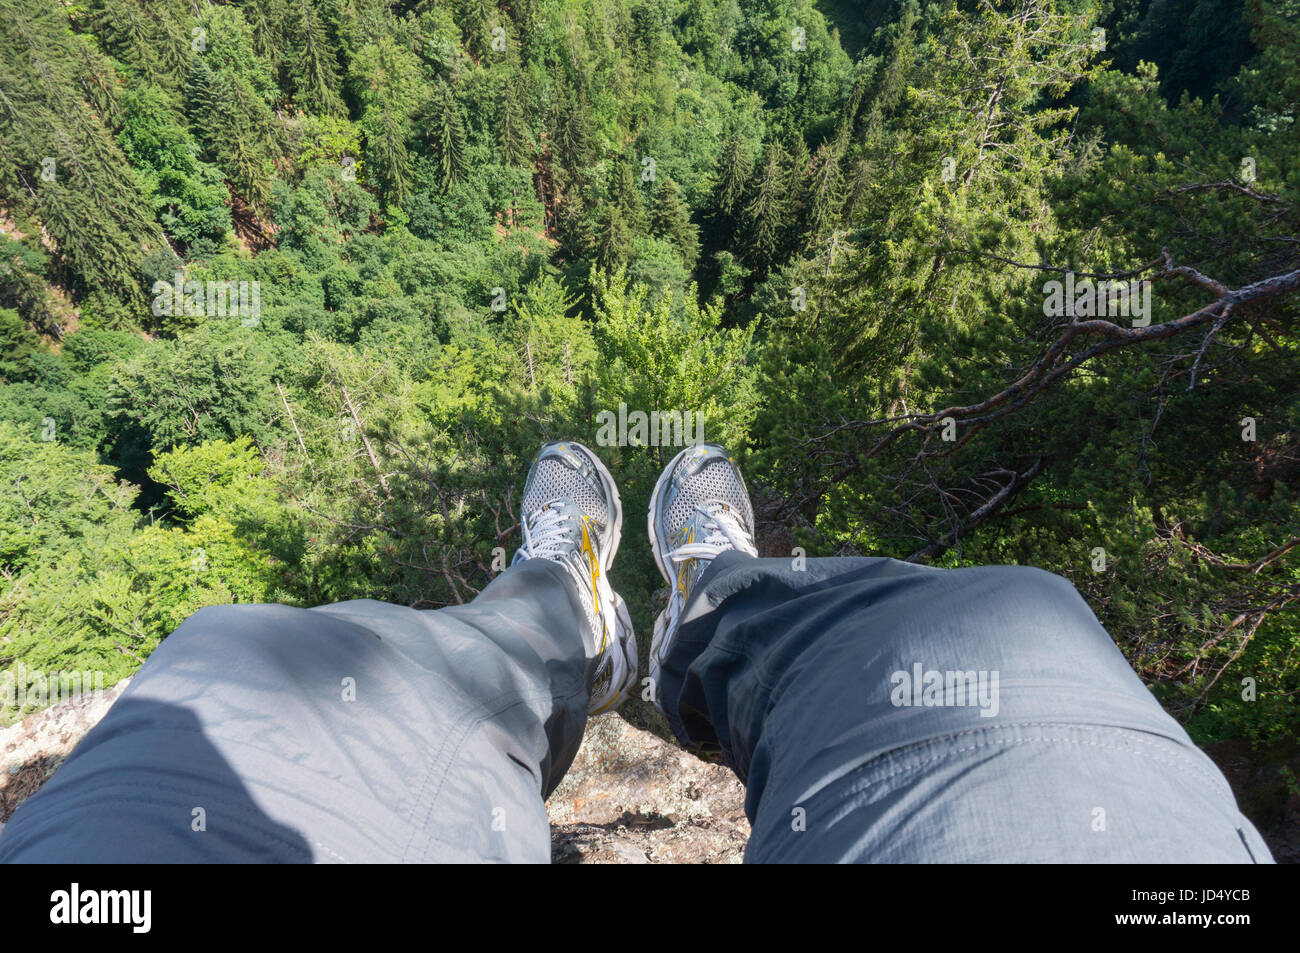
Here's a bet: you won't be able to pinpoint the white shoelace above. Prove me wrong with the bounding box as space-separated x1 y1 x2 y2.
666 502 758 568
517 501 577 562
655 503 757 648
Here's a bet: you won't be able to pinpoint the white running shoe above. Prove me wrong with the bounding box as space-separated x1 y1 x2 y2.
513 441 637 714
646 444 757 714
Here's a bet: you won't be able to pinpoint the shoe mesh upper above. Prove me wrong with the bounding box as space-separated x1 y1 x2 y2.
523 457 608 526
664 456 753 538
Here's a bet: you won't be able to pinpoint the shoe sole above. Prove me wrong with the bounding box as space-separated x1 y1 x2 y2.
590 590 638 714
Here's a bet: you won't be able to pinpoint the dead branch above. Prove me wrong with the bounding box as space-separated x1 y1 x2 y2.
906 457 1047 561
275 380 311 469
787 252 1300 516
340 384 391 499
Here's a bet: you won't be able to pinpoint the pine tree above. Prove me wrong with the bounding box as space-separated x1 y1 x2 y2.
425 80 467 191
186 57 280 210
595 205 633 273
609 160 645 231
90 0 193 93
287 0 345 116
0 0 163 319
352 38 420 208
802 143 842 251
630 0 669 66
703 133 752 253
71 32 120 121
366 105 413 207
500 81 532 168
240 0 286 65
555 190 590 261
551 81 595 173
781 134 812 254
456 0 495 59
742 141 791 272
711 134 752 219
650 179 699 269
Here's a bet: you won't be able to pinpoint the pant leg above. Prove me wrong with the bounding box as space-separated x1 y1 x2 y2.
0 559 591 863
657 551 1273 863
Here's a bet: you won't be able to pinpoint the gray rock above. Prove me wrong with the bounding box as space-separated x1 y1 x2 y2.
0 677 132 824
546 712 750 863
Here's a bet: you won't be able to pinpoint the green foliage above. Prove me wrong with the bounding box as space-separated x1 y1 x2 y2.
422 79 469 191
108 324 283 456
0 425 298 723
184 6 283 211
284 0 346 116
351 37 422 208
591 268 759 459
117 85 231 256
0 0 1296 763
0 0 165 320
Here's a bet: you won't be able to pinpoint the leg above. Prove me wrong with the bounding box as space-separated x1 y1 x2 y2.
1 439 637 864
0 558 590 863
645 444 1270 863
658 551 1274 863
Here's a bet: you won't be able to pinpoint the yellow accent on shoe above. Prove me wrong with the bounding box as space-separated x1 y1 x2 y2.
580 517 607 650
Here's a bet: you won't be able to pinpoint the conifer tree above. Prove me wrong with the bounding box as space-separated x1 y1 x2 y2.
90 0 193 93
286 0 345 116
802 143 842 251
424 80 468 191
554 170 594 262
703 132 752 254
352 38 421 208
742 140 792 272
0 0 163 318
499 81 532 168
551 81 596 174
650 180 699 269
186 57 280 210
595 205 633 273
711 133 752 220
609 161 646 231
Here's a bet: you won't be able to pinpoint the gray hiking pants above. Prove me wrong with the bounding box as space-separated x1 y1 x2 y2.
0 553 1272 863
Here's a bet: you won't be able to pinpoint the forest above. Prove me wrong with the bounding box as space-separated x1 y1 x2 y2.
0 0 1296 793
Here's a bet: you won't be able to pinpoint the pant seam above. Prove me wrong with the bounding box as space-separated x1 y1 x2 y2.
842 726 1231 797
402 686 557 862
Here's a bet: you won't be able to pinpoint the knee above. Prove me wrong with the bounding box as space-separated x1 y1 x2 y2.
962 563 1110 654
985 563 1081 602
169 603 305 657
